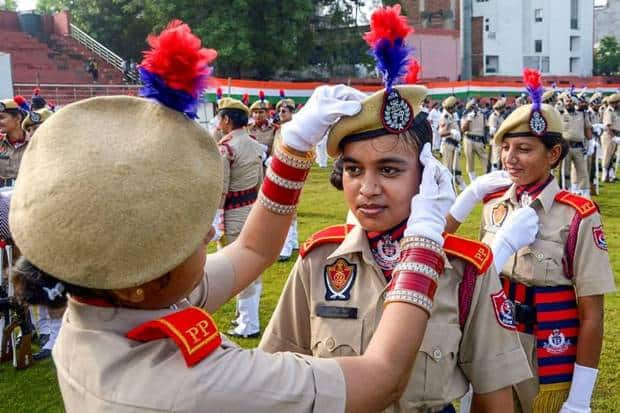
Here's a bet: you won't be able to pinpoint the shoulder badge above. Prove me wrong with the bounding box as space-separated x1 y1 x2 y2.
300 224 354 258
443 233 493 274
554 190 598 218
217 142 234 160
324 257 357 301
490 289 517 330
126 307 221 367
482 186 511 204
592 225 608 251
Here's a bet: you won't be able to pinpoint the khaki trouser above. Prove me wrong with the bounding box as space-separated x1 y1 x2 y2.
602 133 617 172
562 146 589 192
463 137 489 174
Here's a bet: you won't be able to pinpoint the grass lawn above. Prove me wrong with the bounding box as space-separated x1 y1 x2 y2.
1 163 619 412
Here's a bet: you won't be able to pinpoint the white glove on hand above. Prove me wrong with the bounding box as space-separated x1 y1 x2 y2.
491 206 538 273
593 124 603 136
586 139 596 157
212 209 224 243
612 136 620 145
281 85 367 152
450 128 462 142
559 364 599 413
449 170 512 223
404 143 456 246
489 126 496 136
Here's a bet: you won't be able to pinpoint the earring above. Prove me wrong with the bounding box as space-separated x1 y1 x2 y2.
135 288 144 297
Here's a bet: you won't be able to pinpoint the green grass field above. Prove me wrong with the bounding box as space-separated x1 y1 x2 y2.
1 164 619 412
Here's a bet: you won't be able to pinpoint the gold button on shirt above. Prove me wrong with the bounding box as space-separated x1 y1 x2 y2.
260 225 531 413
53 252 347 413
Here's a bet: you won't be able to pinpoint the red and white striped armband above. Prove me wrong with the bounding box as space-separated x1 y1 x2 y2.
384 236 446 315
258 143 314 215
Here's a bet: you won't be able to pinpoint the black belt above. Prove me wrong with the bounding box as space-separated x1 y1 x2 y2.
502 277 537 328
443 137 459 146
224 188 258 210
465 134 485 143
568 141 584 149
0 178 15 188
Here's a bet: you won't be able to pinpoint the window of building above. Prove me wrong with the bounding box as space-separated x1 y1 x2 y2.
570 36 580 51
570 57 580 73
534 8 543 22
484 17 490 32
541 56 550 72
535 40 543 53
570 0 579 29
486 55 499 73
524 56 540 70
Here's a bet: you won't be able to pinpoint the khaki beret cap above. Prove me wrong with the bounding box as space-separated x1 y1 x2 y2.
21 108 53 130
275 98 296 112
542 90 556 103
327 85 427 157
493 99 506 110
218 97 250 116
589 92 602 104
493 104 562 145
0 98 19 112
608 93 620 104
442 96 457 109
10 96 223 290
250 99 271 111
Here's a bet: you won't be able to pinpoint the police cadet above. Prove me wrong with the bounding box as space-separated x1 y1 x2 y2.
601 93 620 183
541 89 556 106
22 108 53 140
274 94 300 261
261 8 533 411
448 69 615 413
461 98 488 182
560 93 592 196
587 93 604 195
248 90 278 154
9 21 451 413
0 96 29 187
487 98 506 171
215 97 265 338
439 96 466 190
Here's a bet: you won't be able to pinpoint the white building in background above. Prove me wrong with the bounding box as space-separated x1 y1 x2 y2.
473 0 594 76
594 0 620 46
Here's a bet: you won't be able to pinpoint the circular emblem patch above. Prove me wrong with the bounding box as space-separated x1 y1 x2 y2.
381 89 414 134
30 112 41 123
528 110 547 137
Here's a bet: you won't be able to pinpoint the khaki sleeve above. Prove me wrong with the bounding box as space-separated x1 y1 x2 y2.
259 257 313 354
187 251 235 312
218 147 231 194
573 213 616 297
584 112 592 129
184 343 346 413
459 264 532 394
603 110 613 127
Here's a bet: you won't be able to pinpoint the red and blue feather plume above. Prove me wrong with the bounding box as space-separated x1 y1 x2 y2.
139 20 217 119
13 95 30 112
259 90 265 102
279 89 285 99
364 4 414 92
523 68 542 111
242 93 250 106
216 87 223 101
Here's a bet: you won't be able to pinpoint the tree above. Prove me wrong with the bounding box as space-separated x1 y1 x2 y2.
36 0 67 13
594 36 620 76
0 0 17 11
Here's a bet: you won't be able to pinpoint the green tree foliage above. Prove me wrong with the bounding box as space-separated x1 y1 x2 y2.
36 0 67 13
1 0 18 11
595 36 620 76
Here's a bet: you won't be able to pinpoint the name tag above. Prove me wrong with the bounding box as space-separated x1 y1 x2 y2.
316 304 358 319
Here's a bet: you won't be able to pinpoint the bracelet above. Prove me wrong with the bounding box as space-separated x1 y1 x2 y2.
274 143 315 170
393 262 440 281
390 271 438 298
384 289 433 314
398 249 445 275
258 193 297 215
400 237 447 262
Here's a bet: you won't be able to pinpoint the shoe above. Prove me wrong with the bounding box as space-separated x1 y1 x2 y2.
226 329 260 339
278 255 290 262
33 349 52 361
38 334 50 348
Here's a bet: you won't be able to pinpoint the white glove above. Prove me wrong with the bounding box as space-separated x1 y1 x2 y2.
586 139 595 157
264 156 273 168
612 136 620 145
559 364 599 413
449 170 512 223
404 143 456 246
491 206 538 273
489 126 497 136
450 128 462 142
211 209 224 243
281 85 367 152
593 124 603 136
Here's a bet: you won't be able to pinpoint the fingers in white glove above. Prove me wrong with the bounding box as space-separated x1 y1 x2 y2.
449 170 512 223
491 207 539 272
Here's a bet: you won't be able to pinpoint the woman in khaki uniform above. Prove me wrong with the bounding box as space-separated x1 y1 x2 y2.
9 21 461 413
447 69 615 413
461 99 488 182
601 93 620 182
488 99 506 171
0 97 29 187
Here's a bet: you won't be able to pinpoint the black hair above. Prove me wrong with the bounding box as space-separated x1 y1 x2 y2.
330 157 344 190
543 135 569 169
219 108 248 129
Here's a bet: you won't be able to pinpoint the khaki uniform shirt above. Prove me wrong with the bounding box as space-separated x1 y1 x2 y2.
480 180 615 296
260 225 531 413
487 111 504 136
53 252 346 413
218 128 264 235
0 138 28 180
588 108 601 126
439 109 458 138
247 122 277 153
561 110 591 142
462 110 485 137
602 106 620 138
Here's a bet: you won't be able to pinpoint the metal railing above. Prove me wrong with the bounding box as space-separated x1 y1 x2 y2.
13 83 141 106
69 24 139 83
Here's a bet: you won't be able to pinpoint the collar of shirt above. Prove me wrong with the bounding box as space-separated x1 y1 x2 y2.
497 177 560 214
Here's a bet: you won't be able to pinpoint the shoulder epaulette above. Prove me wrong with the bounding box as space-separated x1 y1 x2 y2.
443 233 493 275
482 186 511 204
300 224 354 258
554 190 598 218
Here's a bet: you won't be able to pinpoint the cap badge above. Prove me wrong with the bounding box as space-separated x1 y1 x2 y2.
528 110 547 137
381 89 414 134
30 112 41 123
